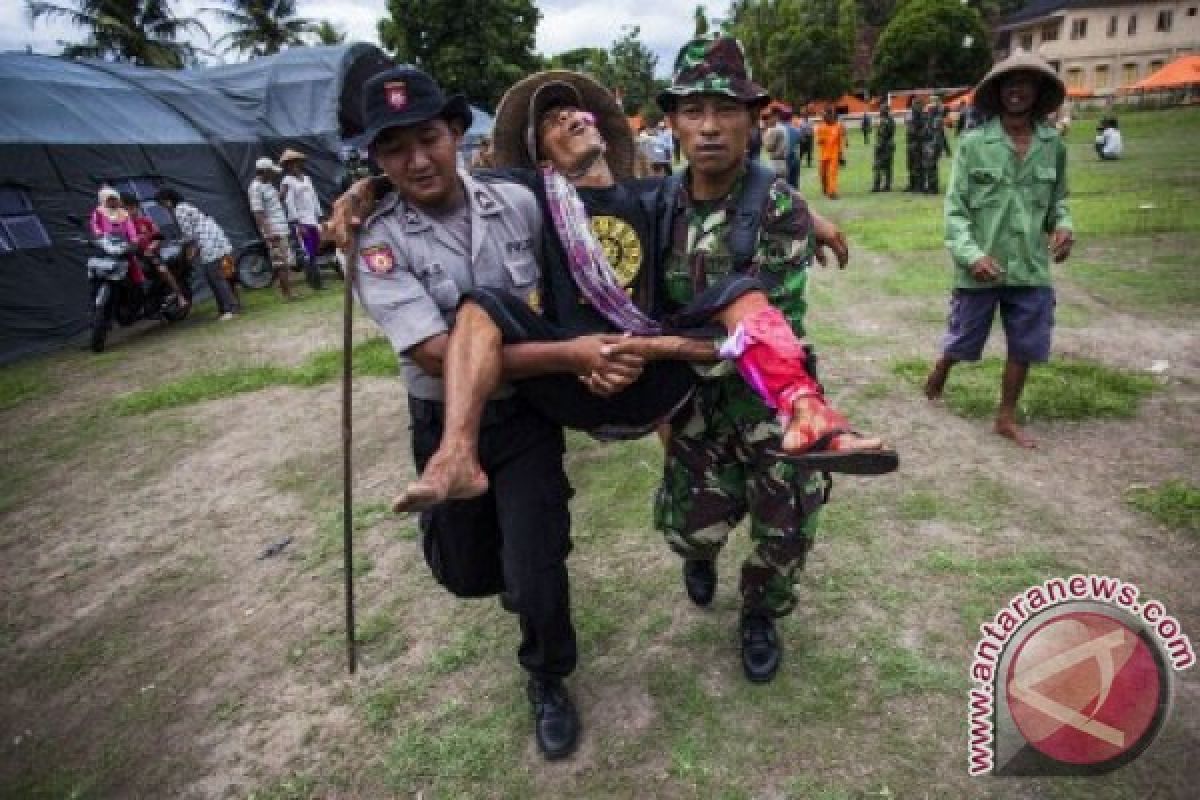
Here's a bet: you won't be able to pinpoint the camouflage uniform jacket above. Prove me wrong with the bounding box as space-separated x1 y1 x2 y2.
662 168 815 339
661 168 815 412
875 115 896 157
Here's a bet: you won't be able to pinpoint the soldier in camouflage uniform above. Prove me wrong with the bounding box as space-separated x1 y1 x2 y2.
921 94 950 194
905 96 927 192
655 34 837 684
872 104 895 192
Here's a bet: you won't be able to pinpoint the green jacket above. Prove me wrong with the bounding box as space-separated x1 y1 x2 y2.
945 117 1072 289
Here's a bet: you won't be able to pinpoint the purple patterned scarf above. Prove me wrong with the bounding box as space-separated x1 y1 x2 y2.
541 167 661 335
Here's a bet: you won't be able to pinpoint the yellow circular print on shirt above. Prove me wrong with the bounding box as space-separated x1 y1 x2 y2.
588 215 642 288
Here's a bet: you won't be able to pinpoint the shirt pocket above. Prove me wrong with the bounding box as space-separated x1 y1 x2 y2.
966 167 1002 209
503 251 539 291
1033 165 1058 211
418 262 460 311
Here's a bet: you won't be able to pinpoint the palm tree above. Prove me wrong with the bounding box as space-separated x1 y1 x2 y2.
26 0 208 68
203 0 316 59
311 19 345 46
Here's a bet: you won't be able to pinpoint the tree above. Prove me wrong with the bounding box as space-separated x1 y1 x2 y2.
545 46 614 87
203 0 315 59
871 0 991 91
378 0 541 109
731 0 854 103
609 25 657 115
311 19 345 46
26 0 207 67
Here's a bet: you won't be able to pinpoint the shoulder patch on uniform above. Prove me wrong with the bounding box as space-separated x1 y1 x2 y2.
360 244 396 274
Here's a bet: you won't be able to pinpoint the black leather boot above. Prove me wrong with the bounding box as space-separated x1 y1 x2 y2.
683 559 716 607
740 611 782 683
527 677 580 760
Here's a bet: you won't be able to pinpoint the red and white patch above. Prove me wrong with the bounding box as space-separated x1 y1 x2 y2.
384 81 408 112
360 244 396 274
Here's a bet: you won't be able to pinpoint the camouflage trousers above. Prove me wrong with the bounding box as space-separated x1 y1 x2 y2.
655 375 830 617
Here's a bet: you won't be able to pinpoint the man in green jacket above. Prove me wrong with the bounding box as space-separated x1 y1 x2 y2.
924 52 1074 448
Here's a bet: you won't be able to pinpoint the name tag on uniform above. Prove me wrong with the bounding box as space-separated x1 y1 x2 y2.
361 244 396 274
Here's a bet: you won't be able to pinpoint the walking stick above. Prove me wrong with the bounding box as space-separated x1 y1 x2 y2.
341 237 358 675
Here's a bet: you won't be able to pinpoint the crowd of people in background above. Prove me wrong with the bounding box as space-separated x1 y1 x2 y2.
85 143 346 332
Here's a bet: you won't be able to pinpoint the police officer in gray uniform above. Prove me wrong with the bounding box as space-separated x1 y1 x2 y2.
353 66 593 760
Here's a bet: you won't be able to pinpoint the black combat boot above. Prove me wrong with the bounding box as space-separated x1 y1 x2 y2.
527 676 580 760
683 559 717 607
740 611 782 683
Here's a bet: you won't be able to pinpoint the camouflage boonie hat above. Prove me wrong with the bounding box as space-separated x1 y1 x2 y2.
657 33 769 111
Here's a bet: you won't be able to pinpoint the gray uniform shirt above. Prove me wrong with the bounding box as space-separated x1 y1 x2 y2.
355 170 543 402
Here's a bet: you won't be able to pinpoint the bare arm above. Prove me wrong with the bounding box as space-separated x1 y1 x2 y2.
409 332 645 382
602 334 718 364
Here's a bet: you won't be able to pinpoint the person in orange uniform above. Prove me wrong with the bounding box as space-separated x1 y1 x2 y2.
814 107 845 199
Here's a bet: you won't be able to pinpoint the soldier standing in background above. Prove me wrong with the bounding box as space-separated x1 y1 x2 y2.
922 94 951 194
872 104 895 192
905 96 926 192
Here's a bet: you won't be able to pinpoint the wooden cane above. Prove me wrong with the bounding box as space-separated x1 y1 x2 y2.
341 236 358 675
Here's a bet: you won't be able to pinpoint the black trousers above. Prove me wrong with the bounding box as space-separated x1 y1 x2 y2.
411 397 577 680
466 288 698 436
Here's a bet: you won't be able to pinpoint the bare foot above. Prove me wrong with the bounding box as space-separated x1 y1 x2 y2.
393 452 488 512
781 396 884 454
923 367 947 401
782 426 884 454
994 419 1037 449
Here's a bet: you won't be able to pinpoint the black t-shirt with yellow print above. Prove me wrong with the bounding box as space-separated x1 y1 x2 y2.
537 178 660 335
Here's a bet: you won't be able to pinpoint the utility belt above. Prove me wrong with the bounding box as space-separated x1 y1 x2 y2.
408 395 527 429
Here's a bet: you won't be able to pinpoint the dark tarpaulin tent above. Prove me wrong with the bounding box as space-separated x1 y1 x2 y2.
0 44 392 363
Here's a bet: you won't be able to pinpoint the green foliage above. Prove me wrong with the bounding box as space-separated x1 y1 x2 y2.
610 25 659 115
378 0 541 108
871 0 991 92
310 19 345 45
731 0 856 103
1125 481 1200 535
205 0 315 58
26 0 207 67
893 357 1158 420
545 46 614 86
110 337 395 414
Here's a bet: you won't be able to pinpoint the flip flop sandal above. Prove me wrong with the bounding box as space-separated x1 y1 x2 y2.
771 431 900 475
775 396 899 475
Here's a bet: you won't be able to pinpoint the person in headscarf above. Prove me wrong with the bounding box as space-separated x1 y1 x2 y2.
90 186 145 286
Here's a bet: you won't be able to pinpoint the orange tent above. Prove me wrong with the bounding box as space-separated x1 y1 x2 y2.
946 90 974 110
1066 87 1094 98
1121 55 1200 92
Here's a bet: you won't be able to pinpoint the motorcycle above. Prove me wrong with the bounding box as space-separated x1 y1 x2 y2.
235 226 341 291
84 232 192 353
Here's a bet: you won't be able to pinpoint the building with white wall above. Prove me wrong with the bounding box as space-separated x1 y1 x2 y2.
994 0 1200 93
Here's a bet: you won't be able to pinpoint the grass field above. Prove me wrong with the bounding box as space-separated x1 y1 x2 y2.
1 107 1197 799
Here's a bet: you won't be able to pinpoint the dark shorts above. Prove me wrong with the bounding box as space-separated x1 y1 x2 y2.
466 288 697 436
941 286 1055 363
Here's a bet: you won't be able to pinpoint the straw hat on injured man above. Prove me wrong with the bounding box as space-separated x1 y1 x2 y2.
492 70 634 181
278 148 307 165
